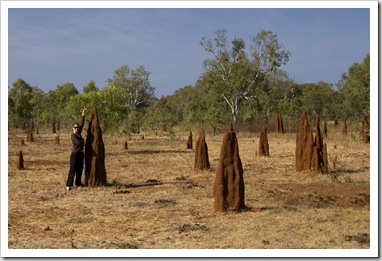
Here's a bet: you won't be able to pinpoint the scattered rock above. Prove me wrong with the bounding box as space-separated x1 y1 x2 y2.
146 179 160 183
42 225 51 231
178 223 208 233
344 233 369 245
113 190 130 194
175 176 187 181
155 199 176 205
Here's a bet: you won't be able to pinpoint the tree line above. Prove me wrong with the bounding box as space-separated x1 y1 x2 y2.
8 29 370 136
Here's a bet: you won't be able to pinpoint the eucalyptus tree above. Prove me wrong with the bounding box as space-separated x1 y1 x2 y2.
143 96 177 132
184 76 231 133
106 65 155 133
298 81 336 122
83 80 99 94
8 78 34 128
199 29 290 129
165 85 195 124
337 53 370 119
46 82 79 127
67 84 128 134
107 65 155 113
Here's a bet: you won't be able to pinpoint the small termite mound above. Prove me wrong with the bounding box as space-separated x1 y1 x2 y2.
342 119 348 135
275 112 284 134
194 127 210 171
258 125 269 157
187 131 193 149
55 135 60 145
18 150 25 170
26 128 34 142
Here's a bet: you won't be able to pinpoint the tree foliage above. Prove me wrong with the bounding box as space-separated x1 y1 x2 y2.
8 78 34 128
8 41 369 136
337 53 370 119
199 28 290 129
107 65 155 113
83 80 99 94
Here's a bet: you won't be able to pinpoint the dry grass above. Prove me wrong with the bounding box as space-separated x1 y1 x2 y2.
7 122 370 251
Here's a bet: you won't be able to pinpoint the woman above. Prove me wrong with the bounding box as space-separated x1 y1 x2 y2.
66 108 87 191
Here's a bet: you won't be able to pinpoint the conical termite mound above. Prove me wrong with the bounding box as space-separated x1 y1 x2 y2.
258 125 269 156
213 123 245 213
85 107 107 187
360 115 370 143
275 112 284 134
187 131 193 149
295 111 314 171
26 127 34 142
194 127 210 171
55 135 60 145
312 114 325 173
322 120 328 139
342 119 348 135
322 143 328 174
18 150 25 170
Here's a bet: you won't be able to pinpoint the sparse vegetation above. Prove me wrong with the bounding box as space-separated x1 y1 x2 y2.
7 122 370 249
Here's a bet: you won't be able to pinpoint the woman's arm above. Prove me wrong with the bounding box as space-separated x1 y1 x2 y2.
79 108 87 133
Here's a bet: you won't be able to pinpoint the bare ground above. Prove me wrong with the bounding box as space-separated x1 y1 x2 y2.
7 123 370 250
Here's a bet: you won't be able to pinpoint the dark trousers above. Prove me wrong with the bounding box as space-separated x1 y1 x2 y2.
66 151 84 187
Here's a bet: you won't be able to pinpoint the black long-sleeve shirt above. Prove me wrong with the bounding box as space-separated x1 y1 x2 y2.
71 115 85 153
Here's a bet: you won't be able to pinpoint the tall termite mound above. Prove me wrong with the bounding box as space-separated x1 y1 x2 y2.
323 143 328 173
322 120 328 139
187 131 193 149
295 111 313 171
85 107 107 187
359 115 370 143
342 119 348 135
258 125 269 156
18 150 25 170
55 135 60 144
213 124 245 213
275 112 284 134
312 114 328 173
26 127 34 142
194 127 210 170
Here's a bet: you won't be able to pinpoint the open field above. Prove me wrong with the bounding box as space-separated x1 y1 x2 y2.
7 122 370 251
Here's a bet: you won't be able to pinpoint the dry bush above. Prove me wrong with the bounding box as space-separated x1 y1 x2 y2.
7 122 370 250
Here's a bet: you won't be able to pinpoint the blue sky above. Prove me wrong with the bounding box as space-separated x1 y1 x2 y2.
7 5 371 97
